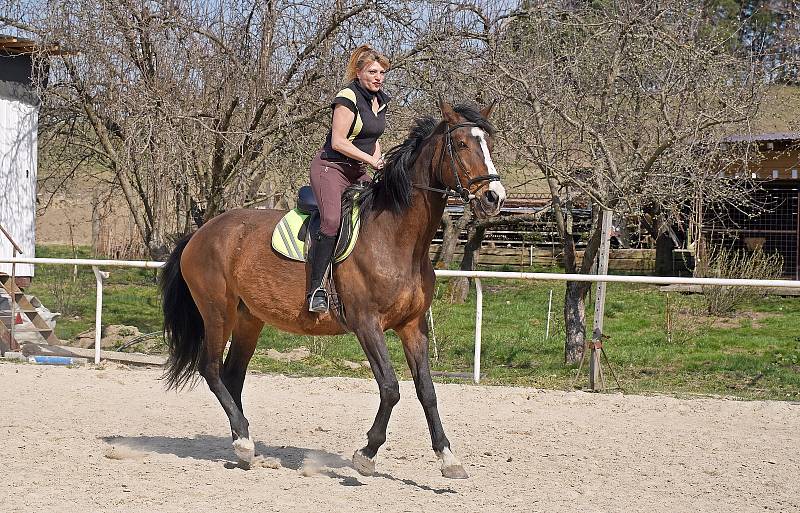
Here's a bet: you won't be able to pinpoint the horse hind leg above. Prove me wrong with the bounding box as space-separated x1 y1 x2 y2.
397 317 468 479
196 294 256 465
223 304 283 469
222 303 264 414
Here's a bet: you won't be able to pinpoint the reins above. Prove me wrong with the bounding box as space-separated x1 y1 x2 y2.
412 122 502 204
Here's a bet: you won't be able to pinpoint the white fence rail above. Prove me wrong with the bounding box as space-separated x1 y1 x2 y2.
1 257 798 379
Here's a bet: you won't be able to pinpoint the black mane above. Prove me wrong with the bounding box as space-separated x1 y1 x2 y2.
345 104 495 218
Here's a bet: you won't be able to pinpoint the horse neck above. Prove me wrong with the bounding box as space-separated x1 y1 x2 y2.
388 142 448 256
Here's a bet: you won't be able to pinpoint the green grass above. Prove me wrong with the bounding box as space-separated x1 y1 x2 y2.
21 245 800 401
27 245 162 340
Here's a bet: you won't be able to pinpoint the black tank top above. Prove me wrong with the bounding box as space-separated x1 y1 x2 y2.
321 80 389 163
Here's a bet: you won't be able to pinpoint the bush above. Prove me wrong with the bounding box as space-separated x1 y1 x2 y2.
696 246 784 315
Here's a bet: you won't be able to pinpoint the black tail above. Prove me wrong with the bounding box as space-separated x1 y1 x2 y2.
160 233 205 390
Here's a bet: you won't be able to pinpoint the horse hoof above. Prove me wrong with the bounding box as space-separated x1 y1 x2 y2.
233 437 255 464
441 464 469 479
437 447 468 479
352 449 376 476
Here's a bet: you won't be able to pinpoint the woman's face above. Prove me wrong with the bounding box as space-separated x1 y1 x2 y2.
357 60 386 93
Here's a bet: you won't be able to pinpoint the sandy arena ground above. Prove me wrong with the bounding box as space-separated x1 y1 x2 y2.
1 362 798 513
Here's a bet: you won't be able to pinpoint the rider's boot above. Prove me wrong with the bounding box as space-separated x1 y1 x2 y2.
307 232 337 313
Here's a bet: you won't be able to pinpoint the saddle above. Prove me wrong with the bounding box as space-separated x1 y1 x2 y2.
271 186 361 263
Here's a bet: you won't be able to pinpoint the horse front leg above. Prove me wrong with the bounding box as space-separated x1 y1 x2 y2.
397 316 468 479
352 321 400 476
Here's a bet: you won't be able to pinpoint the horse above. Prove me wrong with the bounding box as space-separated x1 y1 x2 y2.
159 100 506 479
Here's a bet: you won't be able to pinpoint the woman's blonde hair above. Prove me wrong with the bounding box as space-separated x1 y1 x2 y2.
344 44 390 83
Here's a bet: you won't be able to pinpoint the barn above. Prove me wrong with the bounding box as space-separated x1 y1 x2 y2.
0 35 62 352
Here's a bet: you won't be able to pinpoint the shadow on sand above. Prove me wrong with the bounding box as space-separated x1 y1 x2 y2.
101 434 455 494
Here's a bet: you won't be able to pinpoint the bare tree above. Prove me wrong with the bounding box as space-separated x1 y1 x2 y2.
5 0 375 256
492 0 765 363
3 0 511 258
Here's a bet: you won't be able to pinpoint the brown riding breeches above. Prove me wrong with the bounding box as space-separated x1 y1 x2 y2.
310 151 371 237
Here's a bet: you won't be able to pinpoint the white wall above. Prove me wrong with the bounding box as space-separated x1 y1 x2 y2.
0 81 38 277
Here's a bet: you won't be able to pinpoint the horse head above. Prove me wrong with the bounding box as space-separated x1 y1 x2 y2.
436 100 506 219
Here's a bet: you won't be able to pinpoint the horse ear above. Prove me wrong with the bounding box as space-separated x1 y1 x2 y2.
480 100 497 119
438 96 459 124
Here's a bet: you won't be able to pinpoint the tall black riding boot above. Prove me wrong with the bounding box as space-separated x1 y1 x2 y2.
307 233 337 313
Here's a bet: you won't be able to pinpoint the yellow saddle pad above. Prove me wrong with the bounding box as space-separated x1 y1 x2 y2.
271 204 361 263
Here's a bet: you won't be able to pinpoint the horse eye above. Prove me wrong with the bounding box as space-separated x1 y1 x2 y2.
458 140 468 149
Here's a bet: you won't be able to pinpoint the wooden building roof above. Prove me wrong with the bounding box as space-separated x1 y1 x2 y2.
0 34 67 56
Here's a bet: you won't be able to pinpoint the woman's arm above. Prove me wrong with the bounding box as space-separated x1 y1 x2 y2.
330 105 383 169
372 140 382 159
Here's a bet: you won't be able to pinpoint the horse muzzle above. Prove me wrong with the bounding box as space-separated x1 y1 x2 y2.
478 182 506 217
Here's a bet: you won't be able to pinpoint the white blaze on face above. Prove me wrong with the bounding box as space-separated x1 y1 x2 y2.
471 127 506 205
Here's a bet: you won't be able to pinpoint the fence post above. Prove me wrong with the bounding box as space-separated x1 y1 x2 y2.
10 247 17 351
427 306 438 363
590 210 613 391
92 267 110 364
473 278 483 384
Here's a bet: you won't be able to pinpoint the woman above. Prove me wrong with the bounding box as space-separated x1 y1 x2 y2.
307 45 391 313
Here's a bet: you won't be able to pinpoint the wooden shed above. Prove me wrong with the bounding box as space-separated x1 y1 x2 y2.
0 36 39 283
0 35 56 286
702 132 800 279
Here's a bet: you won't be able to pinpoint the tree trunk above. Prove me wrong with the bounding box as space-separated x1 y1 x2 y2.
564 280 591 364
148 243 170 261
560 209 603 365
449 223 485 303
654 232 675 276
91 190 101 256
436 208 472 267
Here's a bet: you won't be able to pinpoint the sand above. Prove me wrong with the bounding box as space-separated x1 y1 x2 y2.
1 362 798 513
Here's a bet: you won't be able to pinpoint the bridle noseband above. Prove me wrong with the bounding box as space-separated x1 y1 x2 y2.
413 122 502 204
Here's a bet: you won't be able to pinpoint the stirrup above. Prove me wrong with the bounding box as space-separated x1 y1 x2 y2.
308 288 329 313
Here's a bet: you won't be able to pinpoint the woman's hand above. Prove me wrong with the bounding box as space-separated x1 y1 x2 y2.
370 154 385 170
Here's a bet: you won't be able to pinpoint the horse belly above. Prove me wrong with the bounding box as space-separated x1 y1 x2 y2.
236 266 348 336
244 298 347 336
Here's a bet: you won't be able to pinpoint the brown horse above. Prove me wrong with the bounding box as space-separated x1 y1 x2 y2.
160 100 506 479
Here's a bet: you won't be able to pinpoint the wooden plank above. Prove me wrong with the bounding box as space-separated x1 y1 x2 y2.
53 345 166 366
20 343 165 366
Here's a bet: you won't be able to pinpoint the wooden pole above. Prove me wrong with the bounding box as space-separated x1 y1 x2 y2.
545 289 553 339
0 224 23 254
665 293 672 344
473 278 483 384
92 267 110 364
0 224 23 351
590 210 613 391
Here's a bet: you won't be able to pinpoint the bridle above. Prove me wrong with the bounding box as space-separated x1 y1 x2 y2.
413 122 502 204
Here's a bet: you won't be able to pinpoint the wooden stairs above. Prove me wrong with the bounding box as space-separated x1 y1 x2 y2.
0 273 59 354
